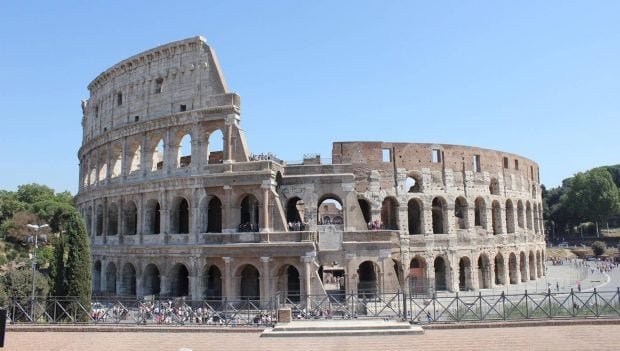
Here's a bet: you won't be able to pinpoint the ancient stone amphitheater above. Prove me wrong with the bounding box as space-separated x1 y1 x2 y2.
76 36 546 301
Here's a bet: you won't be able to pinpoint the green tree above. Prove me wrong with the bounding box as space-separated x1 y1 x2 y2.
592 241 607 257
63 211 91 321
16 183 55 205
564 169 620 227
49 235 66 297
0 267 50 306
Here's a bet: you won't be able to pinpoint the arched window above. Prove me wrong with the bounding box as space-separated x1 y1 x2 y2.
177 133 192 168
207 130 224 164
432 197 447 234
508 253 518 284
517 200 525 229
406 174 422 193
124 200 138 235
505 200 515 234
110 144 122 178
286 197 305 223
533 203 539 234
106 262 117 294
409 256 427 294
207 197 222 233
491 201 502 235
204 265 223 300
381 197 399 230
494 253 505 285
128 140 141 174
276 265 301 302
168 263 190 297
317 196 343 227
151 138 165 172
434 257 448 291
358 261 379 297
107 203 118 236
121 263 137 296
407 199 422 234
142 264 161 295
458 257 472 291
240 195 259 232
454 197 468 230
145 200 161 234
526 201 533 230
239 265 260 300
171 198 190 234
96 204 104 236
474 197 486 228
478 254 491 289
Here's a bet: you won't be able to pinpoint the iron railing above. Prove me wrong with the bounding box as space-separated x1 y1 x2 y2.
4 288 620 325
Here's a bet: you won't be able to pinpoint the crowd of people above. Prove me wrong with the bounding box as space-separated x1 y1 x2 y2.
288 221 306 231
238 222 258 232
367 219 384 230
249 153 277 161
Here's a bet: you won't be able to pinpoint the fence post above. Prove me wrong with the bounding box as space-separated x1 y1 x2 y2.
432 292 436 323
524 290 529 319
478 291 483 321
455 292 460 322
570 288 576 317
401 291 407 321
593 288 599 317
501 291 506 321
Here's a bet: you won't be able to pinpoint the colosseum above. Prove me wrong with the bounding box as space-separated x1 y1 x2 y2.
76 36 546 302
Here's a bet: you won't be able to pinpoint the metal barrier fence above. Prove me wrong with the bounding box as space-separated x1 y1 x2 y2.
4 288 620 325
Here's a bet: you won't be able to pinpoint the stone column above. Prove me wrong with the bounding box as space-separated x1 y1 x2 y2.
223 185 233 233
141 132 148 177
260 181 271 233
223 114 235 163
120 137 128 181
223 257 234 300
260 257 271 301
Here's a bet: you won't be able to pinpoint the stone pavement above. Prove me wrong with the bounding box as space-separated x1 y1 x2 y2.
4 323 620 351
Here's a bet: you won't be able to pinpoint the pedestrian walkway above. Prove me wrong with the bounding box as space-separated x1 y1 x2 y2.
4 323 620 351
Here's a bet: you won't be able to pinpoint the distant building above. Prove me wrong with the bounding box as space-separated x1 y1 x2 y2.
76 37 546 301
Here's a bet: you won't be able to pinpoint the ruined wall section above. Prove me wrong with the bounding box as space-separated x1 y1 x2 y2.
332 141 541 197
82 36 229 142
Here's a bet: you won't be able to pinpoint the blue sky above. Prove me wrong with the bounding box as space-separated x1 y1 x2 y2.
1 1 618 194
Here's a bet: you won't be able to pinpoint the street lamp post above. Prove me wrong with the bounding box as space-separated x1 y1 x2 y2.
26 223 48 321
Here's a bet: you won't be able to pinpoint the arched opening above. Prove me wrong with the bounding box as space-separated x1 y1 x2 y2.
317 196 343 226
358 261 379 297
110 144 122 178
494 253 505 285
409 256 428 294
491 201 502 235
455 197 468 230
177 134 192 168
432 197 447 234
536 251 543 278
207 197 222 233
240 194 259 232
239 265 260 300
98 150 108 182
517 200 525 229
207 129 224 164
96 204 104 236
459 257 473 291
107 203 118 236
434 257 448 291
85 207 92 236
276 265 301 302
531 184 537 198
169 263 190 297
478 254 491 289
121 263 137 296
171 198 190 234
142 264 161 296
204 265 223 300
489 178 500 195
526 201 533 230
358 199 371 224
93 261 102 293
407 199 423 234
533 203 539 234
520 252 528 282
381 197 399 230
406 175 421 193
151 138 165 172
505 200 515 234
529 251 536 280
145 200 161 234
474 197 487 228
128 141 141 174
286 197 305 229
105 262 117 295
124 201 138 235
508 253 518 284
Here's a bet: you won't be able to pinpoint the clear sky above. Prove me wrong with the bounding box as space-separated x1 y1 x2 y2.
1 1 618 194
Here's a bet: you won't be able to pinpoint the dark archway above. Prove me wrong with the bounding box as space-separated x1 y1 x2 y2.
459 257 473 291
432 197 446 234
358 261 379 297
107 203 118 235
105 262 117 294
177 199 190 234
494 253 505 285
205 265 223 300
508 253 518 284
276 265 301 302
207 197 222 233
169 263 190 297
520 251 528 282
143 264 161 296
492 201 502 235
96 204 103 236
317 196 343 226
407 199 422 234
124 201 138 235
286 197 304 223
434 257 448 291
240 265 260 300
474 197 486 228
478 254 491 289
240 195 259 232
93 261 102 293
381 197 399 230
505 200 515 234
145 200 160 234
455 197 468 229
529 251 536 280
121 263 137 296
409 256 428 294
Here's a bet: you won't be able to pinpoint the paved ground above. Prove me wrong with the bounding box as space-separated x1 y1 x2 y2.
4 324 620 351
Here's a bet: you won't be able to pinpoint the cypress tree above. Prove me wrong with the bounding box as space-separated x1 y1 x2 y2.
63 211 91 320
48 235 65 297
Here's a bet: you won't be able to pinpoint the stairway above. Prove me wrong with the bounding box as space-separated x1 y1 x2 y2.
261 319 424 337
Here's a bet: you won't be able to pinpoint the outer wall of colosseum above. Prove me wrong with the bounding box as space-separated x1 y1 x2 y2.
76 36 546 302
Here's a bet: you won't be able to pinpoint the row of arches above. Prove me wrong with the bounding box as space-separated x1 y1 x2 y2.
364 195 544 235
410 250 545 292
404 175 538 199
81 128 224 187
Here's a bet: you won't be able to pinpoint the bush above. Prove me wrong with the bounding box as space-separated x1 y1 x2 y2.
592 241 607 257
